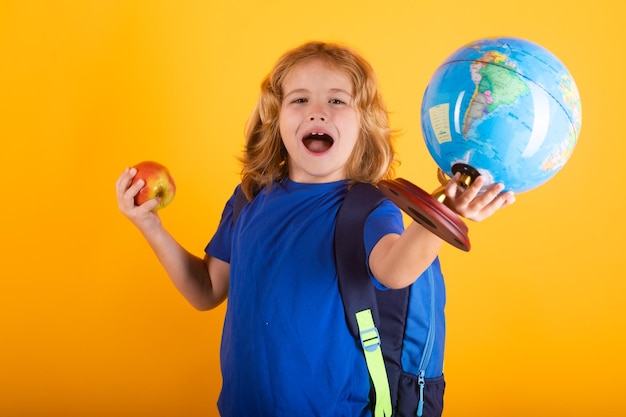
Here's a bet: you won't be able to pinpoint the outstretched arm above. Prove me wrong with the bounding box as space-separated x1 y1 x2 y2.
116 167 229 310
370 174 515 289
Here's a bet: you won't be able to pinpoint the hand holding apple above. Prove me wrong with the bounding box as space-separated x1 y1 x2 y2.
130 161 176 211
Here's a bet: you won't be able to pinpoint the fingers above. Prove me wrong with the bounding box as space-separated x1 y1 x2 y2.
116 167 135 198
116 167 138 210
444 172 461 197
116 167 163 212
139 196 161 212
446 174 488 207
116 167 154 215
475 180 505 206
446 174 515 221
493 189 516 210
474 188 515 220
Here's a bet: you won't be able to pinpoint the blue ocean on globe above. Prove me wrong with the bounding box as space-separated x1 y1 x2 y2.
421 37 582 193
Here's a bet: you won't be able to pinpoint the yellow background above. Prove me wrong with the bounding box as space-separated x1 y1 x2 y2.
1 1 624 416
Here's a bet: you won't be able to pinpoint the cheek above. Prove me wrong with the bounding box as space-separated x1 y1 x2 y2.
278 122 297 153
342 114 361 143
277 117 289 144
278 109 295 135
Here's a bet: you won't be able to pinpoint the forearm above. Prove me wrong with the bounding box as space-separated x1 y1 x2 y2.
369 221 443 289
142 225 224 310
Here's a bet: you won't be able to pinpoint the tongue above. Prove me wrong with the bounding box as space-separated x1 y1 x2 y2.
303 134 333 153
305 138 332 153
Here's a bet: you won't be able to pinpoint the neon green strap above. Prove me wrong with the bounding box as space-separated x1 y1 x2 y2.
355 309 392 417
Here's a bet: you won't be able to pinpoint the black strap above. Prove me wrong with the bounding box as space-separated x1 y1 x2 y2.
335 183 410 411
232 186 249 225
334 183 387 342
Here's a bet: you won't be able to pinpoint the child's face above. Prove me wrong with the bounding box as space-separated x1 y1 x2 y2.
279 59 359 183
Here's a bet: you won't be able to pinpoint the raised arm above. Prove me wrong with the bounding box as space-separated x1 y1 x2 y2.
369 174 515 289
115 167 229 310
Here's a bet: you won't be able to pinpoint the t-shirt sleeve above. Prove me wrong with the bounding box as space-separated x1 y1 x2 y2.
204 185 240 264
363 199 405 290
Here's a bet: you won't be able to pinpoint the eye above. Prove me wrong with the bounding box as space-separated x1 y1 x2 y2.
329 98 345 105
292 98 308 104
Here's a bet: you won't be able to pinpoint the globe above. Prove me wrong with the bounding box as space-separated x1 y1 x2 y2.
378 37 582 250
420 37 582 193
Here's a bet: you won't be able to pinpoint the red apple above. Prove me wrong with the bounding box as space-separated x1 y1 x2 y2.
130 161 176 211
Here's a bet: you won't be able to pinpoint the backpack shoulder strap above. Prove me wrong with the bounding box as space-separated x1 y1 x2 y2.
232 185 249 226
334 183 392 417
334 183 386 335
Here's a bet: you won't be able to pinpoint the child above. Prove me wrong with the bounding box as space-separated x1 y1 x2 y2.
116 41 515 416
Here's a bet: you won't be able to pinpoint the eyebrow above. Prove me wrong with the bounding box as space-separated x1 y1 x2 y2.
283 88 353 98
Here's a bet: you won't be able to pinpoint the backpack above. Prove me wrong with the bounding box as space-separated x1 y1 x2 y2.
232 182 445 417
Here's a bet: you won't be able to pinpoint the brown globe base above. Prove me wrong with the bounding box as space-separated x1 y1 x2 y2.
378 178 471 251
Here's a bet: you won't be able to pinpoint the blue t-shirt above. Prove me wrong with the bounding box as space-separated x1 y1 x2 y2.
206 179 404 416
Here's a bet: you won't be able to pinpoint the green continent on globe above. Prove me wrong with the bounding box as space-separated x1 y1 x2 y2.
463 51 530 135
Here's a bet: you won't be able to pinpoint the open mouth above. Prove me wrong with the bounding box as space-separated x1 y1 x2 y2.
302 132 334 153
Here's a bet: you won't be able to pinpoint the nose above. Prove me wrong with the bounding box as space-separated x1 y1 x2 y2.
308 104 327 121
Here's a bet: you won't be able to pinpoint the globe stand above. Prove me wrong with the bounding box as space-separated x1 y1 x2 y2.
378 164 480 251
